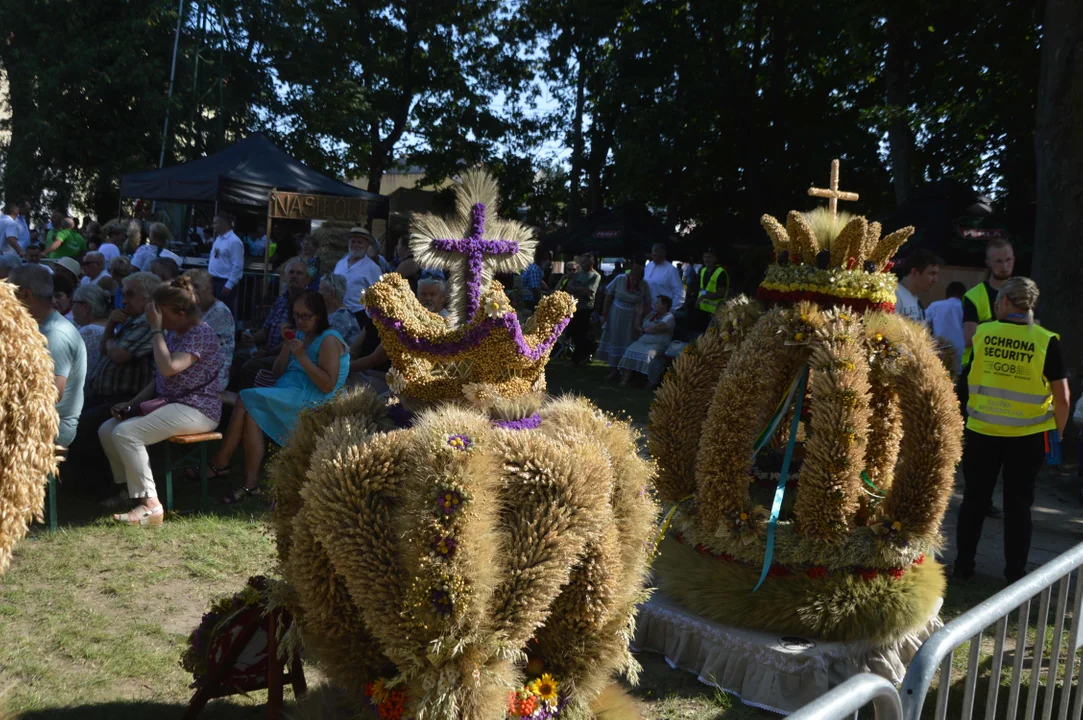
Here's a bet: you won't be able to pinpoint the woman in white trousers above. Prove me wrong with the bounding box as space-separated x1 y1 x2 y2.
98 276 223 526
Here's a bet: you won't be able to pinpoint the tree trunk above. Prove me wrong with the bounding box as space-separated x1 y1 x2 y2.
1033 0 1083 385
884 7 916 207
587 108 614 214
567 47 588 225
366 147 388 195
3 68 39 202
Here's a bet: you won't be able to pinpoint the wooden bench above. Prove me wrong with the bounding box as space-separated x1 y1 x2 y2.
164 432 224 512
46 433 222 532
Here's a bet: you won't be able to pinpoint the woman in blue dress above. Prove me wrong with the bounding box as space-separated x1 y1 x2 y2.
209 290 350 503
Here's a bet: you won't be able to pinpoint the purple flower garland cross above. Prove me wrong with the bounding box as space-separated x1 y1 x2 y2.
428 203 522 323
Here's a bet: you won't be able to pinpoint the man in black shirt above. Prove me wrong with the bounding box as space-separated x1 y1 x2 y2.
962 238 1015 360
960 238 1015 520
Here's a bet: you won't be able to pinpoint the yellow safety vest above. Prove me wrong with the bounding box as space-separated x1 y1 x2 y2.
962 283 993 365
698 266 729 313
967 321 1057 437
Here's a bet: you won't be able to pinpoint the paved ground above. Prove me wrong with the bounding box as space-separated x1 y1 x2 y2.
939 461 1083 580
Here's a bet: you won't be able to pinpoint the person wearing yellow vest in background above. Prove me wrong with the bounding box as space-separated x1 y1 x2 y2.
962 238 1015 367
960 238 1015 519
953 277 1069 583
556 260 577 292
689 248 728 332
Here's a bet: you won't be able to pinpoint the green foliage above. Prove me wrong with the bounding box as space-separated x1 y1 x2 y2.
0 0 271 218
247 0 533 193
0 0 1049 258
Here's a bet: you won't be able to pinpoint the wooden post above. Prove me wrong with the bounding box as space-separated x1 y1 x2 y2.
266 609 283 720
264 189 275 307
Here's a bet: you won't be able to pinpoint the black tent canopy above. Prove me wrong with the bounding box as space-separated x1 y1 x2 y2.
120 132 388 217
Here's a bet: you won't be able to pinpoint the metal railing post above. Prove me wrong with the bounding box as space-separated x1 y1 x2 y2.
789 673 903 720
900 542 1083 720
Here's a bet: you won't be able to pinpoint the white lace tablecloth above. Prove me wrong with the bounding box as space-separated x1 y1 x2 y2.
630 592 943 714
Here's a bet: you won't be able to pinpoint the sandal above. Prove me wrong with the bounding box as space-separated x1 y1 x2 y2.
100 489 130 509
184 463 231 482
219 485 262 505
113 506 164 527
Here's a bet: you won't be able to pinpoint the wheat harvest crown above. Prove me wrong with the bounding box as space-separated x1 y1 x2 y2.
649 160 963 644
364 170 575 408
757 159 915 313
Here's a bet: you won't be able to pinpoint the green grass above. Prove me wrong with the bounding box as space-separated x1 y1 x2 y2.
0 511 278 718
545 358 655 426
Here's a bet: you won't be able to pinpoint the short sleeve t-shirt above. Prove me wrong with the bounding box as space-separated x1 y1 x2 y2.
329 307 361 347
202 301 236 391
0 215 20 255
40 311 86 447
894 284 925 323
156 322 222 424
46 230 87 259
571 270 602 310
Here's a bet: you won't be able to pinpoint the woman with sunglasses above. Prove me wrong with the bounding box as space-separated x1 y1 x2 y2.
208 290 350 504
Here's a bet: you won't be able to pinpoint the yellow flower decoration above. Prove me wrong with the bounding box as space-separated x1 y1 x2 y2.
530 673 559 706
370 677 388 703
891 520 902 531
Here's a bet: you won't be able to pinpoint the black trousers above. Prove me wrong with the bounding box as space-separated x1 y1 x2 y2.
569 307 595 363
212 276 239 317
237 354 275 390
69 393 130 487
955 428 1045 580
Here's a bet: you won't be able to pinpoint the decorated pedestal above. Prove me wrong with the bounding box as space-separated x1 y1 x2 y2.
646 162 964 708
267 171 659 720
630 592 941 714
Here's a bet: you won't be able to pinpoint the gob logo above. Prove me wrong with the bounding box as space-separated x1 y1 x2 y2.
993 362 1017 373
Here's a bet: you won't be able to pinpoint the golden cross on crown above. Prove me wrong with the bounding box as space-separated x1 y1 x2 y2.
808 159 860 219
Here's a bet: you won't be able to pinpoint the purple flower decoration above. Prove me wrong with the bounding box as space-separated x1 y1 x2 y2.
387 403 414 428
437 489 463 515
431 589 453 615
491 413 542 431
367 307 569 362
429 202 521 321
447 434 472 451
432 535 458 558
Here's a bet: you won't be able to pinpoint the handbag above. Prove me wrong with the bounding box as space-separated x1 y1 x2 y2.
127 374 219 418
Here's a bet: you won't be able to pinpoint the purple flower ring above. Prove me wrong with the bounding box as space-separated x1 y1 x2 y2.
431 589 453 615
492 413 542 431
432 535 458 558
437 489 463 515
447 434 472 451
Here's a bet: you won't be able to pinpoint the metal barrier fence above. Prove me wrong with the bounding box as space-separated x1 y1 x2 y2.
901 541 1083 720
788 673 903 720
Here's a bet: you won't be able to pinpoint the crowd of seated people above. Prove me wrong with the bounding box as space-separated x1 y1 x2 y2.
5 215 587 521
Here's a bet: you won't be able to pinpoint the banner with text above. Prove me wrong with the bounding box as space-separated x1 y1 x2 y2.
268 191 368 223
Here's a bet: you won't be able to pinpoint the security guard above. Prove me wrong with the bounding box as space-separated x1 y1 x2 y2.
953 277 1069 583
692 248 728 332
962 238 1015 367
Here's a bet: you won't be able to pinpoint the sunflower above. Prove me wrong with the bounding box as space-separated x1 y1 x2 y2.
367 677 389 703
530 673 559 706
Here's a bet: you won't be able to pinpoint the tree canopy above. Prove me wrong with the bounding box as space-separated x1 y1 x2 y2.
0 0 1060 266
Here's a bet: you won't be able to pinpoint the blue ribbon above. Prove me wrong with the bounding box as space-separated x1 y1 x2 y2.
753 364 809 593
751 366 808 460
